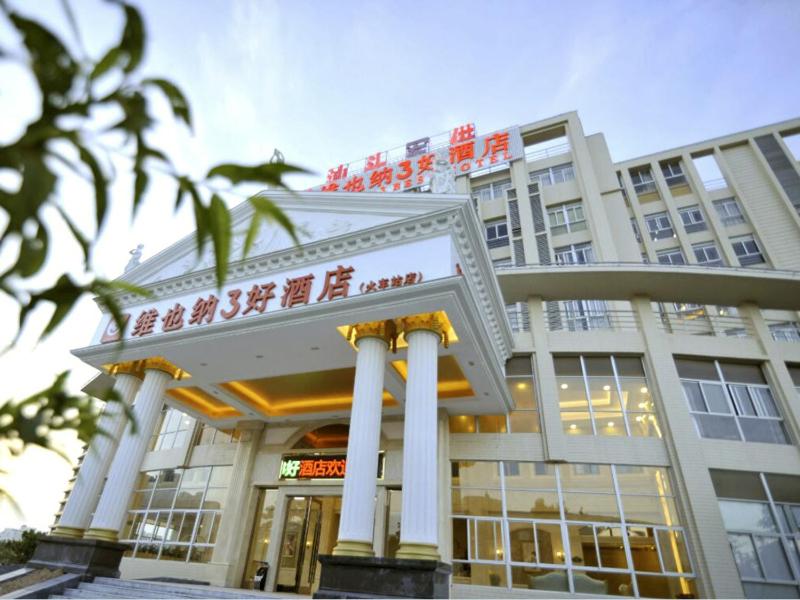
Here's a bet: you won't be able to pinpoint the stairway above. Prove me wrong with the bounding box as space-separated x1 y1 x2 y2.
49 576 280 599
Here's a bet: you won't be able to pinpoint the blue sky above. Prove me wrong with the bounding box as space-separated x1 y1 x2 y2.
0 0 798 529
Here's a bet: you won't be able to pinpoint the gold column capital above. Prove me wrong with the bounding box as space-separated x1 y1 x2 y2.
106 357 189 381
347 319 399 352
402 313 448 348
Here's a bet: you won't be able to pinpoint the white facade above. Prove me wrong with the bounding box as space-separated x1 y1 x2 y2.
56 112 800 599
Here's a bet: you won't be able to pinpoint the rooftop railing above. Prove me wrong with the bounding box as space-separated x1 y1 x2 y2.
524 142 571 163
493 261 800 279
703 177 728 191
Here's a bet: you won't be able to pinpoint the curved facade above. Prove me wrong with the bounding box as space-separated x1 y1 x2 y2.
55 112 800 599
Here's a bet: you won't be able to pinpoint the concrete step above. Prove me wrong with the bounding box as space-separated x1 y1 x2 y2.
86 577 274 599
78 582 207 598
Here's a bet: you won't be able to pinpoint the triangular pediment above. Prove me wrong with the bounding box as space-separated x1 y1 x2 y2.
124 191 466 287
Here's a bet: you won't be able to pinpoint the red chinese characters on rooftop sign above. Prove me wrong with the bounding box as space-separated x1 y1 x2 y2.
312 124 522 194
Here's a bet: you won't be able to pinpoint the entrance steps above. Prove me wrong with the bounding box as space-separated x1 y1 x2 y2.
48 576 286 599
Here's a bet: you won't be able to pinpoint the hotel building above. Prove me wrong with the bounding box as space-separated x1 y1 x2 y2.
46 112 800 599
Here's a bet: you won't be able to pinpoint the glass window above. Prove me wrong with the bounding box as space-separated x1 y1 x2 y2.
547 201 586 235
556 355 661 438
712 471 800 596
657 248 686 266
554 242 594 265
471 178 512 203
678 205 707 233
731 234 766 266
529 163 575 188
151 408 195 451
485 218 509 249
679 359 788 444
631 167 657 195
662 161 686 187
452 461 697 596
713 197 746 226
122 465 229 563
692 242 724 266
645 212 675 240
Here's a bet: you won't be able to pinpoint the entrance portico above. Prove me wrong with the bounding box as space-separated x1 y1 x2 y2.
46 192 513 595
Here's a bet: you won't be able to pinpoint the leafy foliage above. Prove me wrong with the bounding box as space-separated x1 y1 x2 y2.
0 529 44 565
0 1 306 455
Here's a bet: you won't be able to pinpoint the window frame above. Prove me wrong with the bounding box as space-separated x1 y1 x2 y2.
644 212 674 240
692 242 724 266
656 248 686 266
553 242 594 265
713 197 746 227
678 205 707 233
731 235 765 266
547 201 586 236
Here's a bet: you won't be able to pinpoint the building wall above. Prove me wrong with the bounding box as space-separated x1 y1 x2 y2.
114 113 800 598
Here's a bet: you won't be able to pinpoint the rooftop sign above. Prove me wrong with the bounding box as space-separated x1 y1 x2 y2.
310 123 524 194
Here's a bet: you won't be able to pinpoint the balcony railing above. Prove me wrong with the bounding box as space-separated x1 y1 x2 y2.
547 309 640 333
657 310 755 338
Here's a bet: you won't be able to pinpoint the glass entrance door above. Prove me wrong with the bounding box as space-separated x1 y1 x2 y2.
276 495 341 595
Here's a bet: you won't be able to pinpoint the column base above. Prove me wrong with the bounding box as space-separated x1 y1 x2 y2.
332 539 375 557
27 534 129 579
51 525 85 539
84 527 119 543
396 542 440 561
314 554 451 599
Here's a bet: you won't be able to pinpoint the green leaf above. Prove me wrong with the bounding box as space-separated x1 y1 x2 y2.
143 78 192 130
89 46 122 81
242 212 262 259
206 162 308 186
7 155 57 233
250 194 299 244
8 13 77 109
75 144 108 231
133 167 148 212
118 2 145 73
208 194 231 288
19 275 85 341
13 222 49 278
190 186 209 257
54 205 89 261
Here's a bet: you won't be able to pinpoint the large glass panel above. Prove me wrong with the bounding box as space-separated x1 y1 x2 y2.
754 536 793 580
384 489 402 558
452 461 501 487
511 566 568 591
682 381 705 412
505 491 560 519
562 492 620 521
573 569 633 596
729 533 763 578
449 415 476 433
635 575 698 599
739 417 787 444
243 489 278 585
719 500 777 532
710 470 767 501
628 526 660 572
702 383 730 413
560 464 614 493
742 581 800 598
619 379 654 413
159 544 188 562
473 519 505 561
508 378 536 409
595 412 626 437
657 529 693 574
622 495 678 526
616 466 672 497
562 411 592 435
693 414 740 440
675 358 719 380
149 489 177 510
478 415 507 433
721 362 766 385
558 377 588 410
452 488 503 516
504 462 557 490
587 377 623 412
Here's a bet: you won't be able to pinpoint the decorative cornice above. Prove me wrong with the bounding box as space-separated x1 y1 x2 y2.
107 357 189 381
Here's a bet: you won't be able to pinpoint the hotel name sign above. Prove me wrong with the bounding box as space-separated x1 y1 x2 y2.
279 453 385 480
310 123 524 193
95 236 456 345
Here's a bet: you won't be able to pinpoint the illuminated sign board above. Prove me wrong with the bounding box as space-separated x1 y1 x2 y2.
310 123 524 194
278 453 385 480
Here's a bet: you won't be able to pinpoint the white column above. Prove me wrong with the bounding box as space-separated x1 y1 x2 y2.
334 331 389 556
397 322 441 560
54 373 141 538
85 367 172 542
